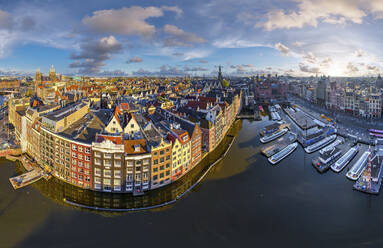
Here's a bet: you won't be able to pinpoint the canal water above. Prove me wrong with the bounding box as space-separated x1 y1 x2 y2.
1 119 383 248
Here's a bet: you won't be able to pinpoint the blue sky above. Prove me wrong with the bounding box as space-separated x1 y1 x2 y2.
1 0 383 76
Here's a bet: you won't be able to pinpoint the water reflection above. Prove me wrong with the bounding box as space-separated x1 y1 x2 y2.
17 120 243 213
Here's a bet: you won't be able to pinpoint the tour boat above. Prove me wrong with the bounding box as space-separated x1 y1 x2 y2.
268 142 298 165
346 151 370 180
331 146 358 172
304 134 337 153
312 146 342 173
260 128 288 144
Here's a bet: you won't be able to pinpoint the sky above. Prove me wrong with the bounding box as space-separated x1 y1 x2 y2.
1 0 383 77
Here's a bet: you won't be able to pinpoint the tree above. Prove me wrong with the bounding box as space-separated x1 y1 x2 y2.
222 79 230 87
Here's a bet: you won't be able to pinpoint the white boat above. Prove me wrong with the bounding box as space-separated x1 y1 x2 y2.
319 138 342 155
260 128 288 144
346 151 370 180
331 146 358 172
268 142 298 164
304 135 337 153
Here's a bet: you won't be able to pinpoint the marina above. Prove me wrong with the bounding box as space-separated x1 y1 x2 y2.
268 142 298 165
346 151 371 180
304 134 337 153
261 132 297 157
331 146 359 172
260 128 288 143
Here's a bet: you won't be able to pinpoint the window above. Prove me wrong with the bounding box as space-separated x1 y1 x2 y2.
154 159 158 165
72 153 77 158
85 163 90 169
131 124 134 128
104 153 112 159
166 163 170 169
78 146 83 152
103 178 111 185
94 177 101 184
85 147 91 154
104 160 112 167
127 174 133 181
114 154 122 159
104 169 111 178
114 179 121 186
160 150 164 155
72 144 77 151
166 171 170 176
114 160 121 167
95 158 101 165
160 157 164 163
143 159 150 165
114 170 121 178
85 156 90 161
71 172 77 178
160 165 164 171
160 173 164 178
127 161 134 166
95 168 101 176
135 173 141 181
153 167 158 173
94 151 101 158
72 159 77 165
153 175 158 181
78 154 83 160
166 155 170 160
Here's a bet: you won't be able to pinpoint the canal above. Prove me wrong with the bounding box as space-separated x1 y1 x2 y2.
1 119 383 248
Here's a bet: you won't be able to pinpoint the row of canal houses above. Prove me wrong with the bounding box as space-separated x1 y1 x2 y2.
16 89 242 194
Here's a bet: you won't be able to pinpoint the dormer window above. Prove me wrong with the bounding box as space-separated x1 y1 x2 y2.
134 144 140 152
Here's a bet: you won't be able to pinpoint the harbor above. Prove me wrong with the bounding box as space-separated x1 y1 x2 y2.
259 102 383 194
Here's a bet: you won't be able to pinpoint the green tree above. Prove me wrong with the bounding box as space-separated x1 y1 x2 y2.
222 79 230 87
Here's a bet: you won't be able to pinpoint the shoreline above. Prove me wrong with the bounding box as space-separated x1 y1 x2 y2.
63 125 238 212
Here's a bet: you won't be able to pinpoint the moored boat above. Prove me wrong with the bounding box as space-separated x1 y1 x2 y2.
260 128 288 144
304 134 337 153
331 146 359 172
312 146 342 173
346 151 370 180
268 142 298 165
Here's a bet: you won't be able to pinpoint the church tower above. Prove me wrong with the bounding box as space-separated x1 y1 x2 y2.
49 64 56 81
218 65 223 83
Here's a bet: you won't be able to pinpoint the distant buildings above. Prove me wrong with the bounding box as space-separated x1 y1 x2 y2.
254 74 288 103
289 75 383 119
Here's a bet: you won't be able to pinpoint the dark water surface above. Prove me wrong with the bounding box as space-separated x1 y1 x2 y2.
1 119 383 248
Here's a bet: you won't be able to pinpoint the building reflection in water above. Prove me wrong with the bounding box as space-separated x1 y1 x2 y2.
16 120 243 213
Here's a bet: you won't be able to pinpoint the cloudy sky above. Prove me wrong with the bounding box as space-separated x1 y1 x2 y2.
1 0 383 76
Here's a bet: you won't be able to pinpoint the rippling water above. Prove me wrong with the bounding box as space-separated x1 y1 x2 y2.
1 119 383 248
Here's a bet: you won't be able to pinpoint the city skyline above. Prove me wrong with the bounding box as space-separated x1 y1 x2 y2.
1 0 383 76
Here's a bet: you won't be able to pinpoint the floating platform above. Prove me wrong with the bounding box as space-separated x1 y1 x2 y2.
9 169 43 189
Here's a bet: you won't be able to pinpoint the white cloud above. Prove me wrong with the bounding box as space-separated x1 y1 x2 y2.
256 0 370 31
83 6 181 38
163 24 205 47
275 42 290 55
